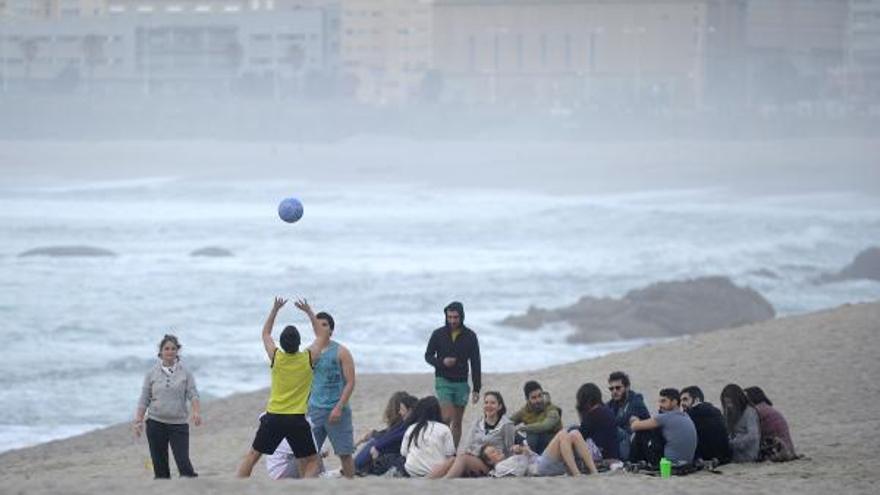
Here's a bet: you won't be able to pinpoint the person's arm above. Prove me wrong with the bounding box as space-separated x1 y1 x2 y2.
424 332 439 369
521 407 561 434
185 369 202 426
509 406 524 425
296 298 330 363
262 297 286 362
372 423 406 453
133 371 152 437
329 345 356 423
629 416 659 432
469 332 481 403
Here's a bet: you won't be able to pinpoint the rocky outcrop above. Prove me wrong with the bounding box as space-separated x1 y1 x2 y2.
501 276 775 343
18 246 117 257
190 247 234 257
818 247 880 283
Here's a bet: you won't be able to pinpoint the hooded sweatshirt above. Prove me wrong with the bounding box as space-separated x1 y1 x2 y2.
424 302 482 392
686 401 732 464
607 390 651 433
464 414 516 456
729 406 760 462
509 401 562 435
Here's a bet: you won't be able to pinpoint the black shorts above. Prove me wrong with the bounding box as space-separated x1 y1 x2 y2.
252 413 318 458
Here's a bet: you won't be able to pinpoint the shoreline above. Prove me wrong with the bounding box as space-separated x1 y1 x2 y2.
2 137 878 196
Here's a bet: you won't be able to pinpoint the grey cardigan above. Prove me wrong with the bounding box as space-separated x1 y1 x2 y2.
729 406 760 462
138 361 199 424
463 414 516 456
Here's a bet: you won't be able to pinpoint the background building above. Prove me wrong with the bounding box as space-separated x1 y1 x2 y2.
848 0 880 103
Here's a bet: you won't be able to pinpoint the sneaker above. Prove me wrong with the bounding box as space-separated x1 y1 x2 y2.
382 467 400 478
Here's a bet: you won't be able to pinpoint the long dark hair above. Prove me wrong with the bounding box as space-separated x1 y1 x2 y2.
483 391 507 421
406 396 443 450
721 383 752 434
576 383 603 416
744 386 773 407
384 391 418 427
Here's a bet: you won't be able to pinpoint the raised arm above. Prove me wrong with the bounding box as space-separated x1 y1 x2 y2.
295 298 330 363
262 297 286 362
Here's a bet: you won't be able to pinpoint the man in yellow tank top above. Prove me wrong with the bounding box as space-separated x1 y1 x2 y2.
236 296 331 478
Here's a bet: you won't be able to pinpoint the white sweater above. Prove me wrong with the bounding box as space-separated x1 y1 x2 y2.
400 421 455 477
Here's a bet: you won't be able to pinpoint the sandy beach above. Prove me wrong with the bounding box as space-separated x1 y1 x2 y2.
2 300 878 494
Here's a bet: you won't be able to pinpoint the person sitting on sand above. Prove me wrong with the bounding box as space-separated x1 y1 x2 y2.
445 391 517 478
479 429 598 477
721 384 760 463
354 391 418 476
744 386 797 462
607 371 650 460
400 396 457 478
574 383 619 465
680 385 731 465
629 388 697 467
236 297 330 478
509 381 562 454
265 437 328 479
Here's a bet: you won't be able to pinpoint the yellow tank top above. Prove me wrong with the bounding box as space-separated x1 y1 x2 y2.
266 350 313 414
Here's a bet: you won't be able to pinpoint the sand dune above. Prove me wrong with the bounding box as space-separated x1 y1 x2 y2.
2 301 878 494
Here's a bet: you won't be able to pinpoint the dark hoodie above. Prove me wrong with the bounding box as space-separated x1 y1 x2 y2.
424 302 481 392
686 401 732 464
607 390 650 432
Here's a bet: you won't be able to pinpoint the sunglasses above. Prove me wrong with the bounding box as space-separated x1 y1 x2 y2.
608 385 624 391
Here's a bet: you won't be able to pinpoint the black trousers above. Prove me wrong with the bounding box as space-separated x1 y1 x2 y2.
629 429 666 467
145 419 197 479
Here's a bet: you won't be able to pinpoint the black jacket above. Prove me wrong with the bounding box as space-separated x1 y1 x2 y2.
687 401 732 464
424 326 481 392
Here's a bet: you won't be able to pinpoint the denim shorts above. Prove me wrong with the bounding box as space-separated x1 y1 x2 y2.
308 406 354 455
534 454 568 476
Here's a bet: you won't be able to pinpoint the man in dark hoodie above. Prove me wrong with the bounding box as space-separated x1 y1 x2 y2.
680 386 732 465
606 371 650 461
424 301 481 448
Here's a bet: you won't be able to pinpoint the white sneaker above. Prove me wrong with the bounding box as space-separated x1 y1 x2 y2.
319 468 342 479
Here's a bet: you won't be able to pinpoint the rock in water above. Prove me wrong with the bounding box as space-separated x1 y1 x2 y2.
18 246 117 257
501 276 775 343
818 247 880 283
190 247 234 257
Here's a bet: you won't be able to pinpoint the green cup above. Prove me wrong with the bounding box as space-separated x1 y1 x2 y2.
659 457 672 478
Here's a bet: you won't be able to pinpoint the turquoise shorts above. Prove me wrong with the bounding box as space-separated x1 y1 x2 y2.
435 376 470 407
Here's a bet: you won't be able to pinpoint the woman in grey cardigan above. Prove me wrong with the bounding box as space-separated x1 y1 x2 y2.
133 334 202 478
444 391 516 478
721 384 760 462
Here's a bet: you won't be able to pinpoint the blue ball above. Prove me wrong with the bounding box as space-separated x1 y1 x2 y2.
278 197 304 223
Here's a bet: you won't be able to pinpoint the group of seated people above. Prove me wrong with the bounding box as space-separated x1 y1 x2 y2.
267 371 797 479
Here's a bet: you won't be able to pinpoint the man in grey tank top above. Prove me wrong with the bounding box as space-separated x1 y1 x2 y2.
307 311 357 478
